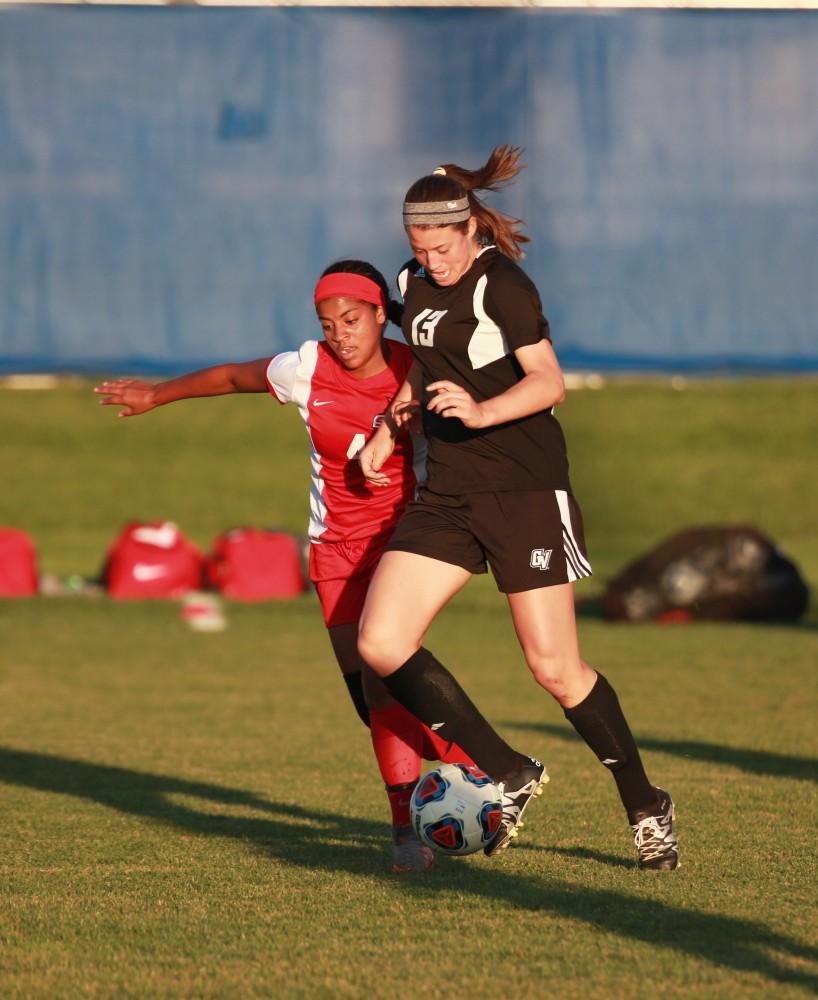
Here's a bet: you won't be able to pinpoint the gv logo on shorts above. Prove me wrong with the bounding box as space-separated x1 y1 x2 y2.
530 548 553 570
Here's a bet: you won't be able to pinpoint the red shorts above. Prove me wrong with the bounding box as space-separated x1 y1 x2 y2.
309 531 391 628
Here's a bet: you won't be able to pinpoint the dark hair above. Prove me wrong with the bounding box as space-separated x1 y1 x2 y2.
403 144 529 261
320 259 403 328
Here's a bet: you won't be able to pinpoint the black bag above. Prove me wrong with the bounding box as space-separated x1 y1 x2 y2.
601 525 810 623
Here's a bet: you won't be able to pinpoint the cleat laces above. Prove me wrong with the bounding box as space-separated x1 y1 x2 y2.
629 788 679 869
632 814 674 863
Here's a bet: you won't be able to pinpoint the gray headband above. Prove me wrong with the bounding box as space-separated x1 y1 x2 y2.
402 196 471 227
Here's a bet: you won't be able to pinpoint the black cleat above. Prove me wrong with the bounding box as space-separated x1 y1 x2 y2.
629 787 680 870
484 756 548 857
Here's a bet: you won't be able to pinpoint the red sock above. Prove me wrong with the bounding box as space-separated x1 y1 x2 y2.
369 704 423 826
386 784 415 828
421 725 475 767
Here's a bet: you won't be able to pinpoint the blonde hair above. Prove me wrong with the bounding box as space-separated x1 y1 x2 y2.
403 144 529 261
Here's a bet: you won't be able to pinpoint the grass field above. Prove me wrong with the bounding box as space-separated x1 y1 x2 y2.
1 376 817 998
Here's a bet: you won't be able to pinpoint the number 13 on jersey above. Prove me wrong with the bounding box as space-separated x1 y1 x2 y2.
411 308 447 347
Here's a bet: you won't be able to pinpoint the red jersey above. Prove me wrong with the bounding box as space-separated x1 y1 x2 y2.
266 339 424 543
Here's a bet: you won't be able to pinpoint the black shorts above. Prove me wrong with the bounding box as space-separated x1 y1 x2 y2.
384 487 593 593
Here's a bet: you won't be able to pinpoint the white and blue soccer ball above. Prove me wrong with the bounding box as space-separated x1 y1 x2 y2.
410 762 503 856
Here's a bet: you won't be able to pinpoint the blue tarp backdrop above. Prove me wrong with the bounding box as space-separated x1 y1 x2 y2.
1 6 817 373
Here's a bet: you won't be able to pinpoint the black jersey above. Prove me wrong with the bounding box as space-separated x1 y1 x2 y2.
397 246 571 495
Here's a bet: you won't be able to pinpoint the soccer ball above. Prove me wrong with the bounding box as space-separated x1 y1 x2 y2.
410 763 503 856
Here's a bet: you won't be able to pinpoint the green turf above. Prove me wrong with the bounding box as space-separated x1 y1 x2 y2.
1 377 817 998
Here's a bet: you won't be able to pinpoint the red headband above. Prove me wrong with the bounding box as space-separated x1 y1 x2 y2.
314 273 385 309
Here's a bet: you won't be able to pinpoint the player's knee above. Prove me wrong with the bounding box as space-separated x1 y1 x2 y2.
358 622 420 677
524 649 579 697
357 623 394 674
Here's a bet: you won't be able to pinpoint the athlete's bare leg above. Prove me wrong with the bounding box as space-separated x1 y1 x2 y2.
506 582 597 709
358 550 473 675
507 581 677 866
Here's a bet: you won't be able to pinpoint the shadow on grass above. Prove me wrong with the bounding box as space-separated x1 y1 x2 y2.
408 865 818 993
513 841 636 870
500 722 818 785
0 745 385 873
1 746 816 993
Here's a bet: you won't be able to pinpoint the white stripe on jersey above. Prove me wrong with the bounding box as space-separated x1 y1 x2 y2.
286 342 330 541
397 267 410 301
468 274 511 370
555 489 592 583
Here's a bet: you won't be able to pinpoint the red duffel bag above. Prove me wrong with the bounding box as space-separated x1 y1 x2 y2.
206 528 307 601
0 528 38 597
103 521 204 600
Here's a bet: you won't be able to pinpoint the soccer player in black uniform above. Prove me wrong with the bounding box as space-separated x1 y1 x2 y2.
358 146 679 869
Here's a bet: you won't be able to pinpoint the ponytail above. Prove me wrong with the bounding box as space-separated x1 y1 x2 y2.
402 144 529 261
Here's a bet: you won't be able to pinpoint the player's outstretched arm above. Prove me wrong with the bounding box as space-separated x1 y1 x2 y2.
94 359 272 417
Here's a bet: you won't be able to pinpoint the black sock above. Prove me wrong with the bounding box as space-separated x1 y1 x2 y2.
343 672 370 728
381 647 523 781
564 672 657 817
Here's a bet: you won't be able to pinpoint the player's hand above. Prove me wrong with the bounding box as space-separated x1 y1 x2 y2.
426 381 488 429
359 424 396 487
94 379 158 417
390 399 422 435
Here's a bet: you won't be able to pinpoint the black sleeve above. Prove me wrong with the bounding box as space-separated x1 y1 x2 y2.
482 263 551 349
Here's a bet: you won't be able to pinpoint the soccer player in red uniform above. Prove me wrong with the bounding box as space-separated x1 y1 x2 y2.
358 149 679 870
95 260 471 873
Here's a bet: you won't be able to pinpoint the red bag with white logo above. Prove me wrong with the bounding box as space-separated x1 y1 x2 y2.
103 521 204 600
0 528 38 597
205 528 307 601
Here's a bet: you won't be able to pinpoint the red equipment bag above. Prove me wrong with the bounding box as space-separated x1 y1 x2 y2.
206 528 307 601
103 521 204 600
0 528 38 597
